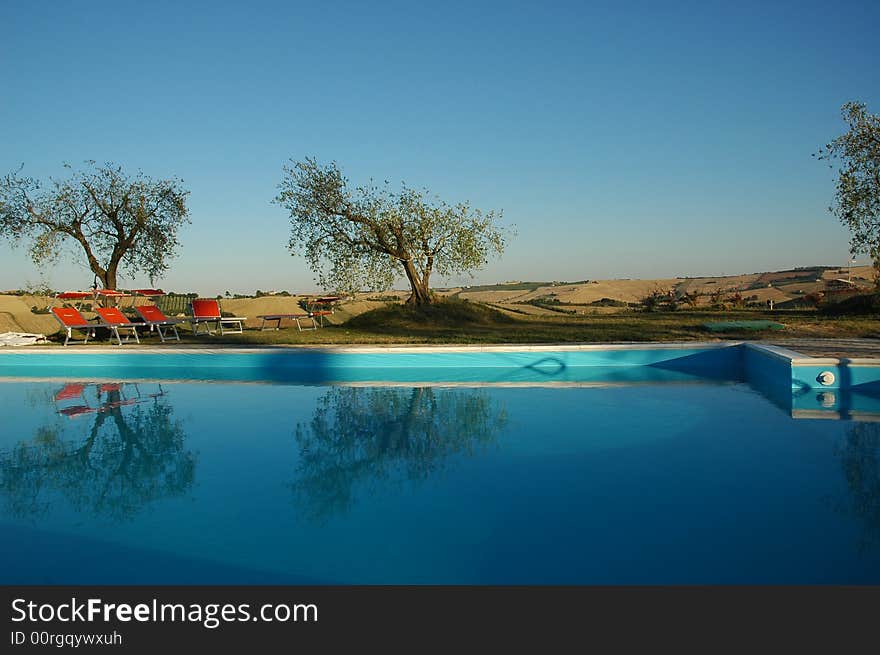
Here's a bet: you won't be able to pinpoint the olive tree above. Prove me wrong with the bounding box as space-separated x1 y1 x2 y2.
0 386 193 521
815 102 880 261
275 157 510 304
0 161 190 290
291 386 506 521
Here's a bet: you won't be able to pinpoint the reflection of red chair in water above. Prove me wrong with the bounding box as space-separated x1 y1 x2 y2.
54 383 96 418
57 406 97 418
98 383 139 409
55 383 87 401
54 382 166 418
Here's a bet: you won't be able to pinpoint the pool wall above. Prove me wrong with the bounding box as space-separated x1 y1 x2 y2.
744 343 880 391
1 342 879 390
0 343 743 385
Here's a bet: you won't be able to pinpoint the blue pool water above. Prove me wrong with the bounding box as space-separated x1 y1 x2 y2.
1 373 880 584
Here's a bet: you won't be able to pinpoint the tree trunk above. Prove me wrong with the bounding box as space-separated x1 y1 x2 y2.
402 259 432 305
92 266 119 307
101 269 118 291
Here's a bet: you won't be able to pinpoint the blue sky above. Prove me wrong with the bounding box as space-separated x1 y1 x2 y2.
1 0 878 294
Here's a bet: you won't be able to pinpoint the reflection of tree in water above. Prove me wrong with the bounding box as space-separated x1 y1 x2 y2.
292 386 507 522
0 386 194 521
836 421 880 550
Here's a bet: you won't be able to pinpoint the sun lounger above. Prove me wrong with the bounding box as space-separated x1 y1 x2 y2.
48 291 94 310
94 307 142 345
134 305 184 342
130 288 166 300
51 307 96 346
257 313 318 331
94 289 131 307
189 299 246 335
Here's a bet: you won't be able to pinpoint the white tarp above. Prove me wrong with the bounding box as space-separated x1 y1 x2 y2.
0 332 48 346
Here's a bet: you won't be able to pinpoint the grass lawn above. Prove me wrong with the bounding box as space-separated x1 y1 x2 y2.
45 301 878 347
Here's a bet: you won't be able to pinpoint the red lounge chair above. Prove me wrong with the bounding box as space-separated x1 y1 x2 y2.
51 307 96 346
134 305 183 342
130 288 165 299
94 289 131 308
49 291 94 310
190 299 246 335
94 307 142 345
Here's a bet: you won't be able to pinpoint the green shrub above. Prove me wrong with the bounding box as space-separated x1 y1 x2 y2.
821 293 880 316
346 298 515 329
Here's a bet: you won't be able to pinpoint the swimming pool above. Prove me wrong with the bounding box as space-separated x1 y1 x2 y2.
1 343 879 584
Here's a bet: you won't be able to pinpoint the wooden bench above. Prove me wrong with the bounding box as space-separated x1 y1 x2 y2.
257 314 318 331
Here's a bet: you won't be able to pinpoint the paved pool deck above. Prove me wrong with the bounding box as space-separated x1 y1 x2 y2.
0 339 880 359
767 338 880 359
2 338 880 359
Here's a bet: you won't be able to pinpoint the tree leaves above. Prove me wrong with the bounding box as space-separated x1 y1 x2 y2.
816 102 880 260
0 162 190 288
274 157 512 302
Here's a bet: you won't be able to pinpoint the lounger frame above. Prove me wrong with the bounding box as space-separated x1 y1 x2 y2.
51 308 95 346
94 308 142 346
189 299 246 335
133 306 183 343
257 314 318 331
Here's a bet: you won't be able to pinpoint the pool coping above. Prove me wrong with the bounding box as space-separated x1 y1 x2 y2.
3 339 880 363
3 339 880 366
0 341 743 355
743 342 880 367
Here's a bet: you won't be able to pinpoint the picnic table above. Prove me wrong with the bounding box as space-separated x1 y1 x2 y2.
305 296 341 326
